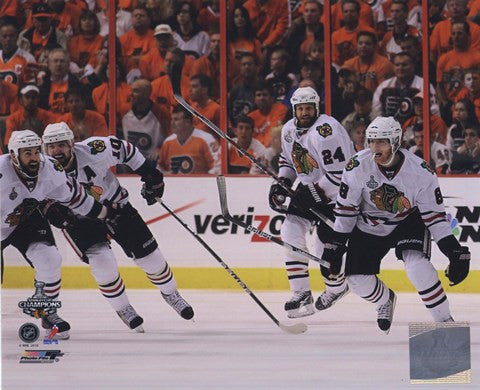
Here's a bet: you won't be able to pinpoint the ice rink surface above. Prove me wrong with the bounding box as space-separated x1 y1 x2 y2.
2 289 479 389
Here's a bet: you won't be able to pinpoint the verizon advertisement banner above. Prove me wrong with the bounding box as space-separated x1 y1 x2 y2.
3 176 480 270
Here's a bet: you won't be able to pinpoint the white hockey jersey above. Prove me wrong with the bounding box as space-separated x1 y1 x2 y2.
409 142 451 171
0 155 96 240
333 148 452 242
66 136 146 205
278 114 355 201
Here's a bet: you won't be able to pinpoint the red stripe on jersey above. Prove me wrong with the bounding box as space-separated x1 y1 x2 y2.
287 267 305 272
422 213 444 223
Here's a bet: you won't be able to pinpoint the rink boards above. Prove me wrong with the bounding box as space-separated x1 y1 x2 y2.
3 176 479 291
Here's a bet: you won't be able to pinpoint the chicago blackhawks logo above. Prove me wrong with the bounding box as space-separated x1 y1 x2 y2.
83 183 103 201
370 183 411 213
87 140 106 155
291 141 318 174
49 158 64 172
345 156 360 171
316 123 333 138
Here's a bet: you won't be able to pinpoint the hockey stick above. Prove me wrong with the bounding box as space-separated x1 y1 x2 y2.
169 68 333 229
216 175 330 268
157 198 308 335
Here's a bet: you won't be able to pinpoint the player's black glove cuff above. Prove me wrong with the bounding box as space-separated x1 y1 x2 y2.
140 169 164 205
322 241 347 276
268 178 292 212
438 235 470 286
40 200 78 229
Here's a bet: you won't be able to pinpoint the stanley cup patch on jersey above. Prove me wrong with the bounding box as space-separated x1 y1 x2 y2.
316 123 333 138
370 183 412 213
291 141 319 174
345 156 360 171
87 140 107 155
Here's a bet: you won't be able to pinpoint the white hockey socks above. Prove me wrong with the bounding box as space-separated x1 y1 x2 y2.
348 275 390 306
403 250 451 322
87 244 129 311
135 248 177 295
26 242 62 299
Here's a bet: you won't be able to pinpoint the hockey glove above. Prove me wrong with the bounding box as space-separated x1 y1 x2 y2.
141 169 164 205
40 200 78 229
322 241 347 276
445 247 470 286
268 178 292 212
102 200 124 231
295 183 330 210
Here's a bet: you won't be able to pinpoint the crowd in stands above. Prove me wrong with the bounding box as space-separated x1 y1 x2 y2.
1 0 480 175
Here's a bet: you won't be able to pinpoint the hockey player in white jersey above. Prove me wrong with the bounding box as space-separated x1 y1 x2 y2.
323 116 470 333
42 123 194 326
268 87 355 318
0 130 118 338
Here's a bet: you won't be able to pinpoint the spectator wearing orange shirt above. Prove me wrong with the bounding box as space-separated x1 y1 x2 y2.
430 0 480 63
342 31 394 93
402 93 449 145
5 84 56 147
227 5 263 85
380 0 420 61
18 3 67 63
47 0 82 38
190 30 220 101
286 0 324 71
189 74 220 137
0 0 19 18
0 79 19 125
197 0 219 31
58 85 108 142
67 10 103 73
120 6 156 71
243 0 291 51
248 82 288 147
331 0 375 66
0 17 36 85
172 2 210 58
92 61 132 125
455 68 480 122
436 22 480 109
329 0 374 31
138 24 175 81
228 114 267 174
151 47 192 108
38 47 84 119
157 105 220 174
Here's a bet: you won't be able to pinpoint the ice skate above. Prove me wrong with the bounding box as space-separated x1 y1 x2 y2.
116 304 145 332
376 289 396 334
441 316 455 322
315 284 350 311
284 290 315 318
162 291 194 320
41 312 71 340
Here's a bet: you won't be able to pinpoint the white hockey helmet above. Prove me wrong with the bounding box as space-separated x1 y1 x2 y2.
42 122 75 146
8 130 42 167
290 86 320 118
366 116 402 156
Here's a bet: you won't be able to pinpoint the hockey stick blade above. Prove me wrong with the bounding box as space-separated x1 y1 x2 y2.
158 198 307 335
216 176 330 268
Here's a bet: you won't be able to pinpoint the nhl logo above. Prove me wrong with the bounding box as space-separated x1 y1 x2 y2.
366 175 378 189
9 187 18 200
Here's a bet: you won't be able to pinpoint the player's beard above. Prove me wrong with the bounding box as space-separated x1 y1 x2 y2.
20 160 40 177
296 115 316 129
52 152 69 168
